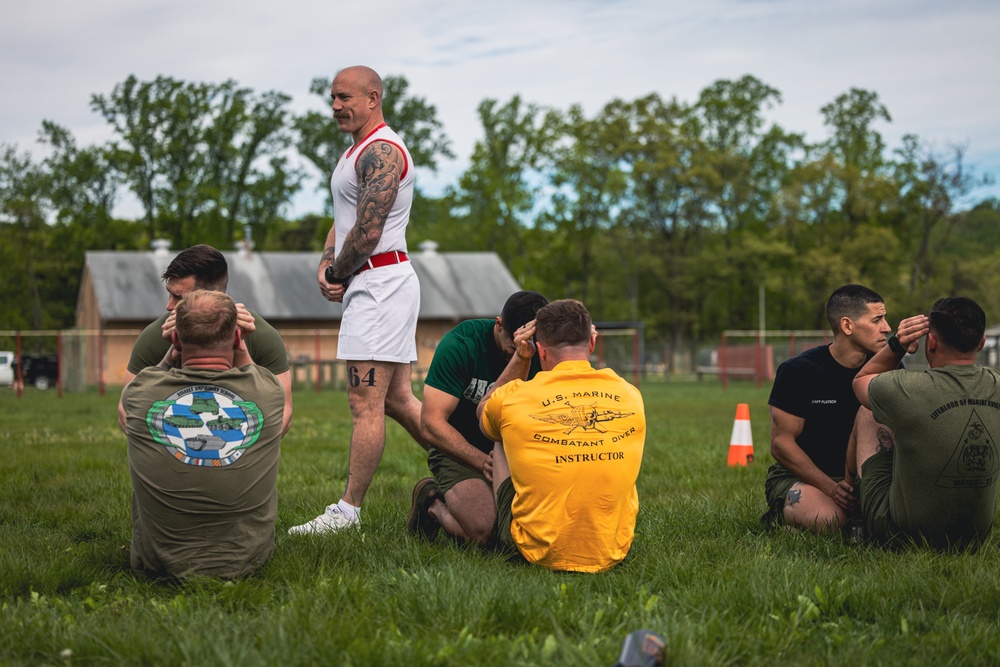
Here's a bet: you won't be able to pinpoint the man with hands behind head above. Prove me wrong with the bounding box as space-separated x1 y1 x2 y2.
118 244 292 437
122 290 284 579
478 299 646 573
850 297 1000 549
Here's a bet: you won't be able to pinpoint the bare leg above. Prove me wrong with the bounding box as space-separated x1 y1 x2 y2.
383 362 428 450
853 406 895 478
427 479 496 546
782 483 846 534
492 441 511 496
341 360 394 506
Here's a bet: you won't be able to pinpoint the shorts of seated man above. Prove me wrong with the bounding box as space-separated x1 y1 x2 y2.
857 447 899 544
428 447 488 494
490 478 528 564
858 448 983 551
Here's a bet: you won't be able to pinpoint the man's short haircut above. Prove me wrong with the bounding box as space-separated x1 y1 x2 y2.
826 284 884 332
535 299 592 348
162 245 229 292
175 291 237 349
929 296 986 354
501 291 549 334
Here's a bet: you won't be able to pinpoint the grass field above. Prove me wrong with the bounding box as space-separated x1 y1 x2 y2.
3 381 1000 666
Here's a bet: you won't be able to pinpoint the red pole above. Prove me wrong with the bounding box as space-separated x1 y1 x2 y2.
315 329 322 394
98 327 105 397
57 330 63 398
754 331 763 389
15 331 22 399
720 332 728 391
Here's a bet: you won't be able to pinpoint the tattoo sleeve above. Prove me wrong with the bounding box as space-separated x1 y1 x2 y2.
330 141 403 278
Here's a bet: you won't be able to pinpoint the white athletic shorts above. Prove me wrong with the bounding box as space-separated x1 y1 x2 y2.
337 262 419 362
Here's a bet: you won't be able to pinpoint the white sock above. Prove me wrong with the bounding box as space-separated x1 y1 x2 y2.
337 499 361 521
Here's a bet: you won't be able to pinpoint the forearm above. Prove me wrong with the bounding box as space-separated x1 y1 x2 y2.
855 345 902 384
425 421 489 472
330 226 379 278
476 354 532 423
493 354 533 394
772 438 838 496
319 227 337 273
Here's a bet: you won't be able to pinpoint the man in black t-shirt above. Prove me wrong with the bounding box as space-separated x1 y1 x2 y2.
765 284 892 534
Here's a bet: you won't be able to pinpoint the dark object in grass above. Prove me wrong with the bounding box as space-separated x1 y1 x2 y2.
613 629 666 667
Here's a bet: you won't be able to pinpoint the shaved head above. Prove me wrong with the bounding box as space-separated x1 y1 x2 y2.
335 65 383 98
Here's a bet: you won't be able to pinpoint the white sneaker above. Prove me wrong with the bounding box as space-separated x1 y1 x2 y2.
288 504 358 535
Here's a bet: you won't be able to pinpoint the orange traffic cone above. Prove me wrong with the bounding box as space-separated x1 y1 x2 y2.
727 403 754 466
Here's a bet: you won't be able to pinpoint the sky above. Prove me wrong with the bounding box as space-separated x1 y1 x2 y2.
3 0 999 217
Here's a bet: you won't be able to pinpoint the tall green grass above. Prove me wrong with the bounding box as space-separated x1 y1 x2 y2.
2 382 999 665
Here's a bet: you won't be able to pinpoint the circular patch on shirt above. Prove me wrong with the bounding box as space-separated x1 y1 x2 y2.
145 384 265 467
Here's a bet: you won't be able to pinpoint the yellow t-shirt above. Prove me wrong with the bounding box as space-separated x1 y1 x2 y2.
481 359 645 572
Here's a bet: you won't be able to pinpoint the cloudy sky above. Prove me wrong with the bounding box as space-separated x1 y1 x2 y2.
3 0 998 216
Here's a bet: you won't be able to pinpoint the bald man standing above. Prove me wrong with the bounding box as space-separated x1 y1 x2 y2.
290 65 427 535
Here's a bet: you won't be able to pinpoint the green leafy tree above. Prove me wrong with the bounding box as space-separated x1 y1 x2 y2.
91 75 301 248
602 93 716 357
448 96 559 280
819 88 896 232
539 104 629 305
693 75 803 329
0 145 63 335
893 136 992 300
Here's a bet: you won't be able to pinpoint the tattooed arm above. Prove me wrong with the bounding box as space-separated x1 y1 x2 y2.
316 227 344 302
332 141 403 278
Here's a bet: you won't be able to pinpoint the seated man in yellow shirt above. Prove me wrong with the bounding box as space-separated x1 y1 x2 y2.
477 299 646 572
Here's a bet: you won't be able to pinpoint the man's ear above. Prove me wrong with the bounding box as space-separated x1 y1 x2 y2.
840 316 853 337
171 331 181 350
979 335 986 352
233 328 243 350
926 332 938 353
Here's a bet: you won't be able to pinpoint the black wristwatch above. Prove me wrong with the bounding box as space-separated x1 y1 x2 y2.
325 266 350 286
886 334 906 356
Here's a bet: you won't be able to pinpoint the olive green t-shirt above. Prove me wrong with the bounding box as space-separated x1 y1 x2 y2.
870 364 1000 547
123 364 284 579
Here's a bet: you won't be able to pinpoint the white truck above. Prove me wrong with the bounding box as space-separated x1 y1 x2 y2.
0 351 13 387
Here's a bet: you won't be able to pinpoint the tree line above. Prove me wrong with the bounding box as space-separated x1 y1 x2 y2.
1 73 997 364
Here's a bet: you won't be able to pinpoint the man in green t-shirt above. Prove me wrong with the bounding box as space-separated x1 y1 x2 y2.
117 245 292 436
851 296 1000 549
122 290 284 579
406 291 548 545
